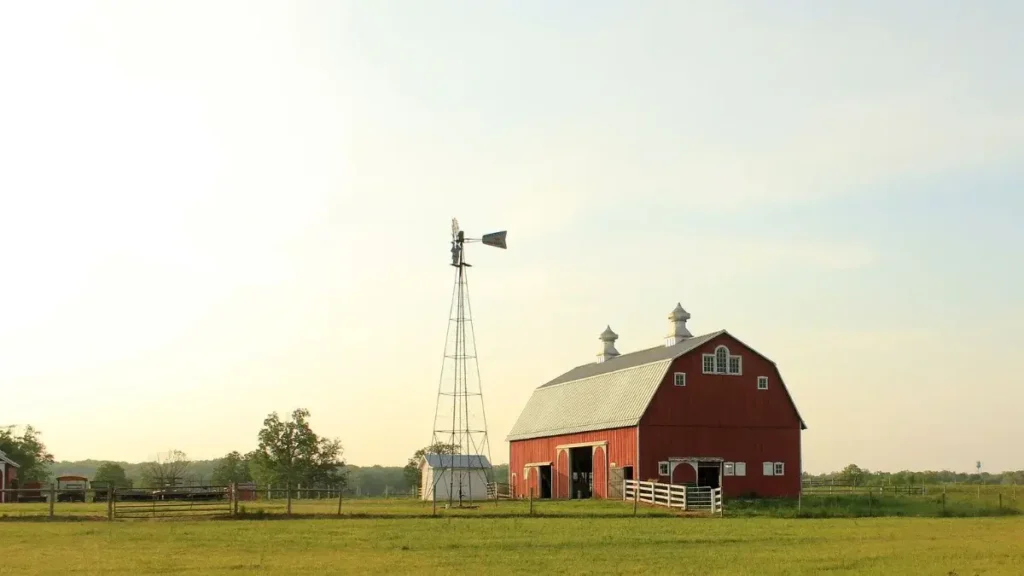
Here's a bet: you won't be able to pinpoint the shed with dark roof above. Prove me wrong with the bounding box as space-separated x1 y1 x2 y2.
506 304 806 500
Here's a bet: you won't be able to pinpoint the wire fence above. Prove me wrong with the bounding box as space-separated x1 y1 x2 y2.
1 482 1018 521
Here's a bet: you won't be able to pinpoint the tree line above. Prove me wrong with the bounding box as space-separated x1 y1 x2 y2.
803 464 1024 486
3 415 509 495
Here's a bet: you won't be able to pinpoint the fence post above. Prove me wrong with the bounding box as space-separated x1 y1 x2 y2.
633 483 639 516
286 482 293 516
797 490 801 514
529 487 534 516
999 494 1002 510
107 487 114 521
942 492 946 514
268 484 271 501
667 483 672 509
337 485 343 516
232 483 239 517
49 483 56 519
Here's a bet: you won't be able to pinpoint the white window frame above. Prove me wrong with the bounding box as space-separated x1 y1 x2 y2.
774 462 785 476
723 462 735 476
735 462 746 477
658 461 670 476
706 345 743 375
702 354 715 374
763 462 774 476
715 346 729 373
728 355 742 375
674 372 686 387
757 376 769 390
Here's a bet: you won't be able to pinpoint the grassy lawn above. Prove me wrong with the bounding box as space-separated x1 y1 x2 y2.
0 514 1021 575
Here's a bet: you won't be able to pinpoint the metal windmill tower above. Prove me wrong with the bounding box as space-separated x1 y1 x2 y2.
429 218 506 506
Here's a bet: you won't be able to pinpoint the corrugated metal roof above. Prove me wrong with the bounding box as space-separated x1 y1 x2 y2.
539 331 725 388
422 454 491 469
505 359 673 441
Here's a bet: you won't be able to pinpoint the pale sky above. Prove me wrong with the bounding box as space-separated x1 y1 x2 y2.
1 1 1021 474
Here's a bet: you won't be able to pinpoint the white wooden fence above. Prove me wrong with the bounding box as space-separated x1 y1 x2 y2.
624 480 723 515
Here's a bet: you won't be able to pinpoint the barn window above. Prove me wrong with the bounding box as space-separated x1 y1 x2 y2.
707 345 742 375
674 372 686 387
723 462 735 476
757 376 769 390
715 346 729 373
702 355 715 374
774 462 785 476
763 462 774 476
728 356 742 375
735 462 746 476
658 461 670 476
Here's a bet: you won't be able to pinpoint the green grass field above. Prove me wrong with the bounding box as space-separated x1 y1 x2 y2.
1 495 1023 574
1 512 1022 575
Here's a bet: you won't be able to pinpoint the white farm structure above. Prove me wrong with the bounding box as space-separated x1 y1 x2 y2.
420 454 491 502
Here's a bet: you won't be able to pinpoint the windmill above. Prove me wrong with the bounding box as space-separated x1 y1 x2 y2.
428 218 506 506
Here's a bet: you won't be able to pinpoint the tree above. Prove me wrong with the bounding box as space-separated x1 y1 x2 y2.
251 408 346 493
838 464 865 486
403 442 460 489
0 425 55 483
93 462 131 487
141 450 191 488
211 451 253 486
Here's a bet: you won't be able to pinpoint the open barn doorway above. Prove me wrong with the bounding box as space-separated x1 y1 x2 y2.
697 461 721 489
539 465 552 499
569 447 593 499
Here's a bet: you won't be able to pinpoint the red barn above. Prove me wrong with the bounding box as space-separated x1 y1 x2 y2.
506 303 806 500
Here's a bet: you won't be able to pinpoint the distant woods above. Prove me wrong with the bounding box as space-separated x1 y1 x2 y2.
803 464 1024 486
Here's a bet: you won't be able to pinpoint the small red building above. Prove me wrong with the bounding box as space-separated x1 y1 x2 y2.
0 449 19 503
506 303 806 500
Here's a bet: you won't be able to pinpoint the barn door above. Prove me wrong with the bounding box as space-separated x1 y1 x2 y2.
592 446 607 498
608 466 624 500
556 450 569 498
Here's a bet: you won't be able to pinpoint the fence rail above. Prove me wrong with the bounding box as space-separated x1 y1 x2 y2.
623 480 722 515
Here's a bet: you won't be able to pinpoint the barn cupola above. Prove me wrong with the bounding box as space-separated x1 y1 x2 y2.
664 302 693 346
597 325 620 363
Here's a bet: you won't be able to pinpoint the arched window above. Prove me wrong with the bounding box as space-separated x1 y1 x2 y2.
715 346 729 374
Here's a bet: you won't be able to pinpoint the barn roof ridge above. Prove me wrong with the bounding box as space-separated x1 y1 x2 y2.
538 330 727 389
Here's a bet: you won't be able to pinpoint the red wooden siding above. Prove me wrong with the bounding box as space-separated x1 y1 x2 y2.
640 426 801 497
508 427 637 499
639 333 803 497
643 333 802 429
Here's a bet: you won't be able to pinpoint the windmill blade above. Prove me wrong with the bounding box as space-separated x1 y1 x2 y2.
481 230 507 249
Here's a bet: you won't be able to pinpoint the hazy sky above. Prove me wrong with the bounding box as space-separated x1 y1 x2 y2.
1 1 1021 474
